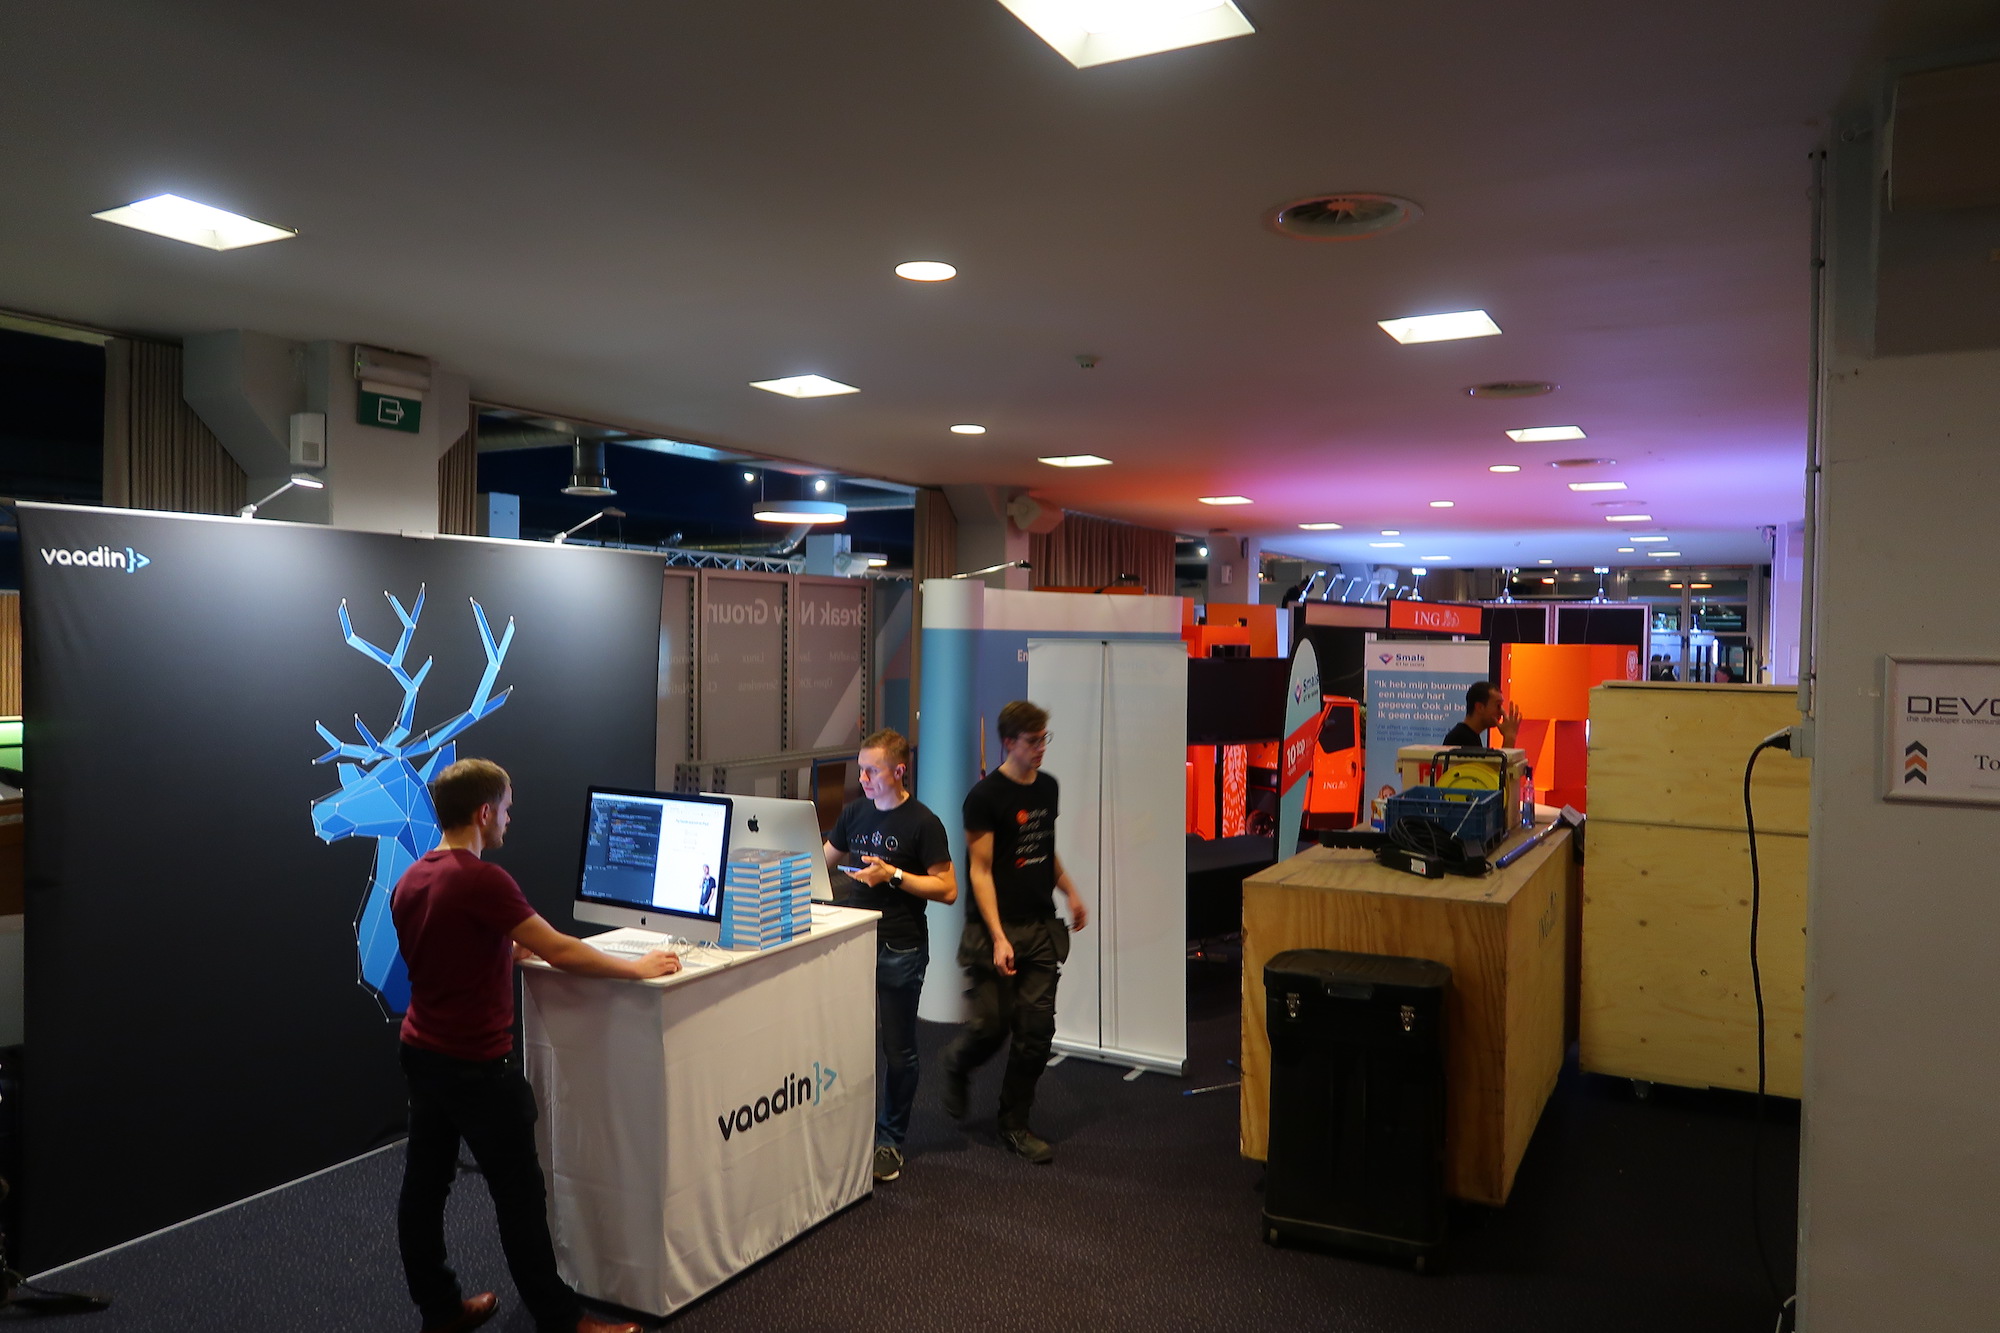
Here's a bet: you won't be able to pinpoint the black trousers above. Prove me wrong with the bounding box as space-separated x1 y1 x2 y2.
398 1042 581 1333
943 917 1070 1131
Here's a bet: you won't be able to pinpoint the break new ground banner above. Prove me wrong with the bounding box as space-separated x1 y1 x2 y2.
16 503 662 1270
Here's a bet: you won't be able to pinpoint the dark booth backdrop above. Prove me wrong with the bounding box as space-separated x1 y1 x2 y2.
17 503 663 1271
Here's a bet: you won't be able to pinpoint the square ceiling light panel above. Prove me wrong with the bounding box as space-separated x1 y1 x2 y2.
92 194 296 250
1377 310 1502 344
998 0 1254 69
749 375 859 397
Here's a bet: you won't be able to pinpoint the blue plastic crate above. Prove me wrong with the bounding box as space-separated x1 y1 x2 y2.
1383 786 1508 857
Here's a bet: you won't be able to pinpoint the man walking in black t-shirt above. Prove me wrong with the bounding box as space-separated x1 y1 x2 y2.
940 700 1089 1165
823 728 956 1184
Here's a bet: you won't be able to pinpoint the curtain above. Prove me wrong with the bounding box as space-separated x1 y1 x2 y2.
1030 510 1177 595
908 488 958 748
0 593 19 717
101 339 246 514
437 420 478 535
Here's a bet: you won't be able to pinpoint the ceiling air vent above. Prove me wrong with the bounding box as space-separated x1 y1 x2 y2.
1265 193 1420 242
1467 381 1557 398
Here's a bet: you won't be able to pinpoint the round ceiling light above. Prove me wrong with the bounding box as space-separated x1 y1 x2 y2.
949 423 987 435
753 500 847 525
1265 193 1422 242
1467 381 1558 398
895 261 957 282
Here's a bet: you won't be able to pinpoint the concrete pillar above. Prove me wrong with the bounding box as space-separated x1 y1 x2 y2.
1205 530 1259 605
182 330 468 533
941 484 1030 589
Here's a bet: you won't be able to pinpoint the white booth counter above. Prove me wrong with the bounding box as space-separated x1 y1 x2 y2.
520 904 878 1318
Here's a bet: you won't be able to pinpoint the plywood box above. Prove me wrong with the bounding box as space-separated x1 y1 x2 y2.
1582 682 1808 1096
1241 828 1575 1206
1579 821 1805 1096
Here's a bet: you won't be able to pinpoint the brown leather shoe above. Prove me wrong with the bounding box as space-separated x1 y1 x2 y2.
421 1292 498 1333
577 1319 641 1333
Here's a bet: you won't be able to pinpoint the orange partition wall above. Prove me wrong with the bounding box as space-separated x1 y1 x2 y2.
1501 643 1642 810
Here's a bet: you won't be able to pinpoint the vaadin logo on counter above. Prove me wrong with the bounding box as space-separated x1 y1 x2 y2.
718 1060 839 1141
41 544 150 573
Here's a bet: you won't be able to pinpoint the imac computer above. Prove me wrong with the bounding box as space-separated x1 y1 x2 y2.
573 787 732 939
704 793 836 903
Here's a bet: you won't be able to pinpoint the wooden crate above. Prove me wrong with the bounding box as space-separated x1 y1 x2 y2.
1581 681 1809 1095
1580 822 1805 1096
1589 682 1809 834
1240 829 1576 1206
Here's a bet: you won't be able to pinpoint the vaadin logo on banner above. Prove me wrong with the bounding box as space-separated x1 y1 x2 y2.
40 544 151 573
308 585 516 1016
718 1059 840 1141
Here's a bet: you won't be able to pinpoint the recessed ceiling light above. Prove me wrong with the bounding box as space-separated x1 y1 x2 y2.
1631 536 1670 543
750 375 858 397
1551 457 1616 469
1369 541 1405 548
949 423 987 435
1489 464 1521 473
997 0 1255 69
1038 454 1113 467
1380 529 1400 536
1506 425 1586 442
753 500 847 525
1199 495 1253 505
92 193 296 250
1569 481 1628 492
1605 514 1653 523
1691 583 1713 589
1538 559 1554 565
1648 551 1683 557
1428 500 1454 508
1468 380 1557 398
1420 554 1451 561
1298 522 1343 530
1617 547 1635 553
1377 310 1502 344
895 261 957 281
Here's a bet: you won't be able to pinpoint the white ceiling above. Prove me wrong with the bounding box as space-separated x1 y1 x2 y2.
0 0 1980 565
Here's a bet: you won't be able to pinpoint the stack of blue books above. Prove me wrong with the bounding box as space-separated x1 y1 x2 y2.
720 848 814 949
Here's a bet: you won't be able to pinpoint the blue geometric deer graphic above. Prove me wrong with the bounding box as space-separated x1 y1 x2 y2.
309 586 514 1015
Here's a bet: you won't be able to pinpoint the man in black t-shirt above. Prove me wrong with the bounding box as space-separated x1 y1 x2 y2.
940 699 1089 1166
1443 680 1522 749
822 729 956 1184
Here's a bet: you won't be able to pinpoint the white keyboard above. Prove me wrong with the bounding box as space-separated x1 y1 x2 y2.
593 936 727 969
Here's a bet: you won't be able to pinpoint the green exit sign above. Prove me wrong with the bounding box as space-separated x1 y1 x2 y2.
358 384 422 433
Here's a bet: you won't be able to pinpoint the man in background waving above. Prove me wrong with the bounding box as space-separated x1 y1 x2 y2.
940 700 1088 1166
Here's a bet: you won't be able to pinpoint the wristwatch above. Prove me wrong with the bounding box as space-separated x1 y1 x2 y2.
890 868 904 889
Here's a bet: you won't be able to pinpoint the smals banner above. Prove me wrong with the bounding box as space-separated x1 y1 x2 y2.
17 503 662 1271
1363 640 1492 828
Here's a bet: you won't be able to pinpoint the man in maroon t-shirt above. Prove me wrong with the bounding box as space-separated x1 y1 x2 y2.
393 758 678 1333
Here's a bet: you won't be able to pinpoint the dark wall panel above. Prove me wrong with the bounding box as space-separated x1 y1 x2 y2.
17 504 660 1270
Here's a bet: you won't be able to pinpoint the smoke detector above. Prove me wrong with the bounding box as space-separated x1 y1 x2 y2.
1467 381 1558 398
1265 193 1421 242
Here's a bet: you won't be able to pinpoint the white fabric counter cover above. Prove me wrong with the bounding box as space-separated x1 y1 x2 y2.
521 905 877 1317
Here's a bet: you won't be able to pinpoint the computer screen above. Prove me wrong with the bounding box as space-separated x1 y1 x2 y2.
573 787 732 932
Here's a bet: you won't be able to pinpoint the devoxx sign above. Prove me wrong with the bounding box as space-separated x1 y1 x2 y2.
1884 656 2000 807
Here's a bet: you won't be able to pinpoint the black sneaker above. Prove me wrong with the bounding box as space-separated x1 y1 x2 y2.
872 1145 903 1182
1001 1127 1054 1165
941 1067 968 1120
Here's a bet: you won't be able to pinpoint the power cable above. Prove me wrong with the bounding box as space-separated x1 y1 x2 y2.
1744 727 1795 1318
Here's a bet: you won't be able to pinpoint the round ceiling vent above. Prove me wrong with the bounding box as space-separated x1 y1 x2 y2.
1551 458 1616 469
1265 193 1421 242
1467 381 1558 398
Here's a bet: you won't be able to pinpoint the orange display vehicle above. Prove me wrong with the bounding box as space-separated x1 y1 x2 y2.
1500 642 1643 810
1303 695 1363 830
